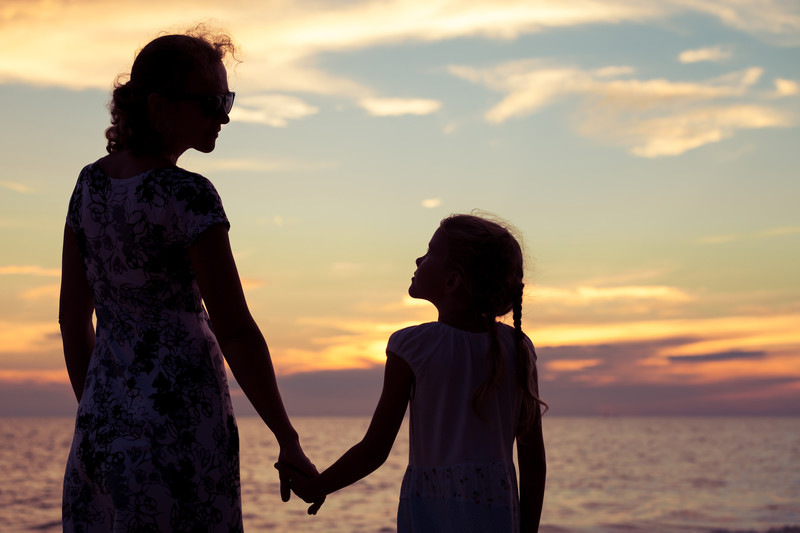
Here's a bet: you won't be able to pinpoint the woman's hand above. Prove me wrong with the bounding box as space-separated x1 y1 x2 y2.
276 447 325 514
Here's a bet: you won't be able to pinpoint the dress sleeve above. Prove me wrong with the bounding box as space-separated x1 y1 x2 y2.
165 170 230 246
65 165 92 232
387 324 434 376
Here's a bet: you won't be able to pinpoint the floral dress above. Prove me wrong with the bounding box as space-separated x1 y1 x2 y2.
62 163 242 532
388 322 534 533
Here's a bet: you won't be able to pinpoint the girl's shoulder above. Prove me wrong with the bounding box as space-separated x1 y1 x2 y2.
388 322 439 344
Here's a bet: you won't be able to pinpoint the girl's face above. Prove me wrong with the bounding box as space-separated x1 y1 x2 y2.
163 62 231 159
408 228 455 305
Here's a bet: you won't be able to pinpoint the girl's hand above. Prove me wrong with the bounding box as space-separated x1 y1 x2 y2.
274 461 325 514
277 445 316 500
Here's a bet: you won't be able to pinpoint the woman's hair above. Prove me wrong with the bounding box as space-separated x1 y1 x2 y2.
438 213 547 431
105 25 238 155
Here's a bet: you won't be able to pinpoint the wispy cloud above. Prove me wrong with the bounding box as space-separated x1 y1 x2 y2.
20 284 60 301
534 313 800 362
3 0 798 99
450 59 793 156
0 265 60 277
680 0 800 45
774 78 800 96
679 45 732 63
0 181 33 193
230 94 318 127
0 320 61 355
0 181 33 194
359 97 441 117
0 369 68 385
668 350 765 363
697 225 800 244
181 155 338 174
535 284 693 305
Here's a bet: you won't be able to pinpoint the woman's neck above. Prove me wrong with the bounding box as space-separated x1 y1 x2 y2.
98 151 177 179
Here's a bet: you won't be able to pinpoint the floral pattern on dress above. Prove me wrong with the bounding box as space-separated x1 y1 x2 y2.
62 163 242 532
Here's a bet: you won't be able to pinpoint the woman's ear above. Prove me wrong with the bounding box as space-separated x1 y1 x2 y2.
147 93 168 128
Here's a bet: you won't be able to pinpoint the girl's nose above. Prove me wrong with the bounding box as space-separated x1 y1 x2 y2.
415 256 422 266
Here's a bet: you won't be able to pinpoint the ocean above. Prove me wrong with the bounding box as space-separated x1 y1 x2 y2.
0 416 797 532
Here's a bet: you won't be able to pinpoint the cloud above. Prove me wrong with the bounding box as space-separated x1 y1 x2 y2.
3 0 797 100
0 265 60 277
668 350 765 363
533 313 800 360
697 225 800 244
0 321 61 355
450 58 793 156
0 181 33 193
20 284 60 301
0 0 659 93
679 45 732 63
535 284 693 305
230 93 318 126
359 97 442 117
618 104 792 157
774 78 800 96
181 155 338 174
679 0 800 45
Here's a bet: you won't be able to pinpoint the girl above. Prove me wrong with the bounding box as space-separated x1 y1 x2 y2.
278 213 547 532
59 28 318 531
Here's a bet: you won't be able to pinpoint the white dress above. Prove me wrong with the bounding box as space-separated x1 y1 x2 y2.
387 321 535 532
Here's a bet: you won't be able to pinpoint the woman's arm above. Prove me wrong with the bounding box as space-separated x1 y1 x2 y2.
278 350 413 504
188 224 315 481
59 224 95 402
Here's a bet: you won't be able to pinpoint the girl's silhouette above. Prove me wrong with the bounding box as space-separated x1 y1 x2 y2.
279 213 547 532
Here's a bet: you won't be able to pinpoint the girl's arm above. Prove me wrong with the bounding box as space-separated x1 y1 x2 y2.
518 361 546 532
278 350 413 504
189 224 317 487
517 407 546 532
59 224 95 402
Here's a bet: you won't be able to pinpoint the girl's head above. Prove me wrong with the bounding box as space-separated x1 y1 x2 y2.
105 26 238 157
413 213 546 424
434 213 525 320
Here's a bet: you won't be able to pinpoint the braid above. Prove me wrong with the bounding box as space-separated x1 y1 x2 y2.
514 283 548 432
471 315 504 418
439 213 547 426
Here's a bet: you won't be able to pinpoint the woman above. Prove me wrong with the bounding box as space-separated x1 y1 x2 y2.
59 27 317 531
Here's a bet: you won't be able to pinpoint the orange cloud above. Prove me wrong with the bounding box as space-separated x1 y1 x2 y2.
0 265 60 277
0 369 68 385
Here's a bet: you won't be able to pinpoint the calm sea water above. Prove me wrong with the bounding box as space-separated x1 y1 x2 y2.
0 416 797 532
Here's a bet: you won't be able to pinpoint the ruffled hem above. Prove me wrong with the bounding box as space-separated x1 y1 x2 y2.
399 462 518 510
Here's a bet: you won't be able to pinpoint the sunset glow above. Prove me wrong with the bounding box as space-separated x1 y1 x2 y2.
1 0 798 416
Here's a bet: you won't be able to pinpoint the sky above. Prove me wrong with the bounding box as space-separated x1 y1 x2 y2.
1 0 799 417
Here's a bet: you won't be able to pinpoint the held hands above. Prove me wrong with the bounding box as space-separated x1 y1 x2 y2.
275 460 325 515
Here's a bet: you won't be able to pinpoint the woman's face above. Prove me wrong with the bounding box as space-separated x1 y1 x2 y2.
164 62 231 159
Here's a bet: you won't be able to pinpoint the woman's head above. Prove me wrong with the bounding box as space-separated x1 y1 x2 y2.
105 27 238 157
437 213 525 320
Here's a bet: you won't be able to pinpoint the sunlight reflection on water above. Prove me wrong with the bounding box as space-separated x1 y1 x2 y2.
0 416 797 532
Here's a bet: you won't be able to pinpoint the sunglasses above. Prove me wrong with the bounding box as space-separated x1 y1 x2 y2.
178 91 235 117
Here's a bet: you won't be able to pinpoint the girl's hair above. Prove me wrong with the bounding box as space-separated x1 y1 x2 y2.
438 213 547 431
105 25 238 156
